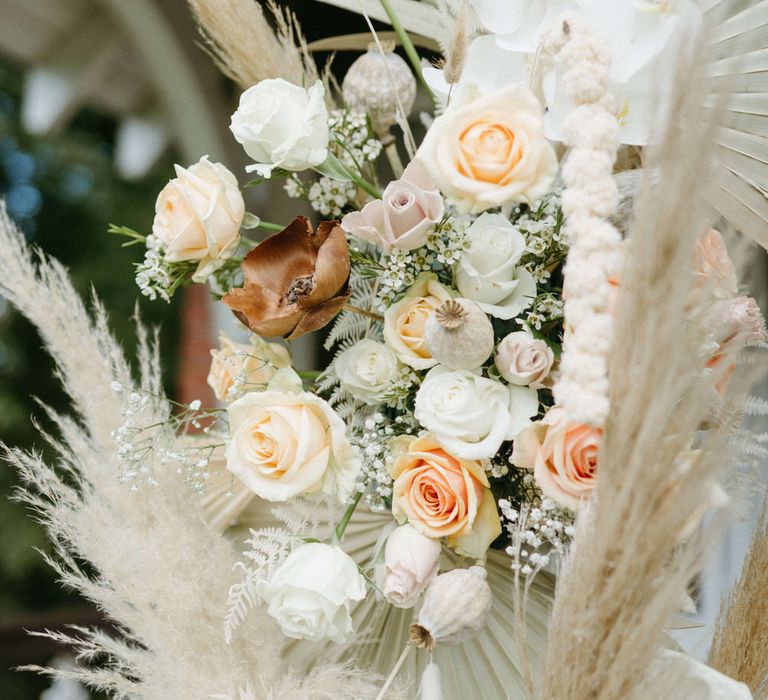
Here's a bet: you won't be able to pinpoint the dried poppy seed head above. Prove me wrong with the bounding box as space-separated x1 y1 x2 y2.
435 299 468 329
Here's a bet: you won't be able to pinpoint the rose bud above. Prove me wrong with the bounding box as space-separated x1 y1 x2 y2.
341 161 444 252
223 217 350 339
495 331 555 389
382 524 441 609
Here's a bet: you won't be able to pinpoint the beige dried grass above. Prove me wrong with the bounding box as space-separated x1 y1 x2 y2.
538 40 750 700
0 201 393 699
187 0 317 89
708 500 768 699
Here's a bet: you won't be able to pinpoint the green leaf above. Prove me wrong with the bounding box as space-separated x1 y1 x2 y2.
314 153 355 182
241 213 261 230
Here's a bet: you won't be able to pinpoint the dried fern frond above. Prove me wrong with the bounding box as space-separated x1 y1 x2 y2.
539 33 757 700
709 500 768 698
187 0 316 89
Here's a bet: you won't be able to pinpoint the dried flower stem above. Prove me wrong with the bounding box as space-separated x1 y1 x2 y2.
345 303 384 322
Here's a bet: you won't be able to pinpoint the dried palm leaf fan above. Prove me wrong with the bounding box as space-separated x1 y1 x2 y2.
703 0 768 244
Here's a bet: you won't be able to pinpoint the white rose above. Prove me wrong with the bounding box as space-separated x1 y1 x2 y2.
495 331 554 389
383 272 453 370
207 332 291 402
381 524 441 609
335 339 399 405
152 155 244 282
230 79 329 177
455 213 536 320
261 543 366 642
226 369 359 502
415 366 538 459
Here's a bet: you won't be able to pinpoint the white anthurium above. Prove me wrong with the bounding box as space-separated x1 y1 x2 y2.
428 0 701 145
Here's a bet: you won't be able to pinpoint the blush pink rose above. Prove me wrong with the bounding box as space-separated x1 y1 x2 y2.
511 407 602 510
341 161 444 252
693 229 738 299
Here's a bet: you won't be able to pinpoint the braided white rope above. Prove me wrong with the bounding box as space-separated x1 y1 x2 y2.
539 14 624 426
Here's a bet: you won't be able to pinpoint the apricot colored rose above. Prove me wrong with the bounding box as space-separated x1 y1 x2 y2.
389 434 500 558
512 407 602 510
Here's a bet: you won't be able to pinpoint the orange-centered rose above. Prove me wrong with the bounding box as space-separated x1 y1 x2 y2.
416 84 557 214
389 434 500 558
511 407 602 510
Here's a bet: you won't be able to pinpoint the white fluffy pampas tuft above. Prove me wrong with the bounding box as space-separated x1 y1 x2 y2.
0 201 390 699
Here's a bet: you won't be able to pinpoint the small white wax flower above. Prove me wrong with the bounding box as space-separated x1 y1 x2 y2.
381 524 441 609
230 79 329 177
260 543 366 643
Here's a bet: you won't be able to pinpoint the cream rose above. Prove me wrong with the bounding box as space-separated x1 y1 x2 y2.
152 155 244 281
381 524 441 609
207 332 291 402
226 369 359 502
260 543 365 642
341 161 444 252
495 331 554 389
230 79 329 177
335 339 399 405
415 366 538 460
389 434 501 559
416 84 557 214
383 273 452 369
455 213 536 319
511 406 601 510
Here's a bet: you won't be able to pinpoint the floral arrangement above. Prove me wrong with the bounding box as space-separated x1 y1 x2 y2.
4 1 768 699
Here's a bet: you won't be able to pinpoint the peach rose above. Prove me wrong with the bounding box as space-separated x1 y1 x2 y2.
389 434 501 559
153 156 244 281
511 407 601 510
416 84 557 214
341 161 444 252
226 369 359 502
693 229 738 300
383 273 452 369
207 332 291 402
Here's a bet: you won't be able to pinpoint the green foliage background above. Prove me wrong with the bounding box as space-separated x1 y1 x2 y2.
0 58 180 698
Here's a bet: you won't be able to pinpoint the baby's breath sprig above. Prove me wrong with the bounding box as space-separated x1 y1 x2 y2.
110 382 228 493
353 412 416 511
134 235 197 302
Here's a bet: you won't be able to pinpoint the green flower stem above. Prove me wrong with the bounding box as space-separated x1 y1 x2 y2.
256 221 285 232
335 491 363 542
343 166 381 199
378 0 436 104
